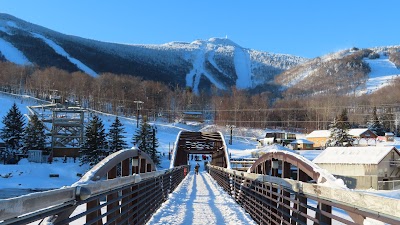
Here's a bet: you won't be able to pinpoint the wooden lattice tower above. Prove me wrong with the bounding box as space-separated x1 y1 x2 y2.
51 108 84 157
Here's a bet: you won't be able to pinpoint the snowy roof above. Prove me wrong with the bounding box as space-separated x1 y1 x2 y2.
348 128 369 137
313 146 397 164
291 139 314 144
307 129 374 138
306 130 330 138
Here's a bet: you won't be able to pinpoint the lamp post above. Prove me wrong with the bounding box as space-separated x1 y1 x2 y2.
134 101 144 128
226 125 236 145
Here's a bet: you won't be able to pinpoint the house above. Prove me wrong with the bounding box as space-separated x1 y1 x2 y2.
305 130 330 148
348 128 378 146
290 139 314 150
306 128 378 148
384 132 395 142
263 132 296 146
313 146 400 189
181 111 204 123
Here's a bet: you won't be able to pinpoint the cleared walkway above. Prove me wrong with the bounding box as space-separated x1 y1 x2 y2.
146 164 256 225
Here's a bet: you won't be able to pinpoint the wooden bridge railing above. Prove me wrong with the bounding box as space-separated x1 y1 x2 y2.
208 165 400 225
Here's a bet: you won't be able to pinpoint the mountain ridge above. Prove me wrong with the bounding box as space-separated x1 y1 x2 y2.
0 13 399 97
0 13 306 94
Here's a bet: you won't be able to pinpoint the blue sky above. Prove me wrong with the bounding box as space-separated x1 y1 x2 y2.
1 0 399 58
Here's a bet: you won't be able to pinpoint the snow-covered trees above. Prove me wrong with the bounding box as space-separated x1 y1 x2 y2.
108 117 127 153
0 103 25 151
368 107 385 136
23 114 47 151
133 117 160 166
80 115 108 166
328 109 352 146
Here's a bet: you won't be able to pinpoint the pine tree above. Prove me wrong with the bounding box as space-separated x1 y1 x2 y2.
23 114 47 152
108 117 127 153
336 109 351 130
368 107 385 136
328 110 352 147
133 117 160 166
80 115 108 166
0 103 25 152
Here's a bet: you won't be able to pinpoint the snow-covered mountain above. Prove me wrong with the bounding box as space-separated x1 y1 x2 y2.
0 13 306 94
275 47 400 96
1 13 399 97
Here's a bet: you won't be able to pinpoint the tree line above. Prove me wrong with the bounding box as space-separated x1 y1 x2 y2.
0 103 160 166
1 61 400 133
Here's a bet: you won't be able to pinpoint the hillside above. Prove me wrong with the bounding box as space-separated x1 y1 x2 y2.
0 13 305 94
275 47 400 97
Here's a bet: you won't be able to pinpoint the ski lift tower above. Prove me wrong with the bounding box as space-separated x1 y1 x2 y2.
51 107 84 157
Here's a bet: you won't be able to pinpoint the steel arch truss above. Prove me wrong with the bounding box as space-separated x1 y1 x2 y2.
248 150 365 224
170 131 231 168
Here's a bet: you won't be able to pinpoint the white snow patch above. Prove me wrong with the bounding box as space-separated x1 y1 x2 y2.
0 37 30 65
31 32 98 77
6 21 18 28
361 55 400 94
0 26 8 34
234 48 252 89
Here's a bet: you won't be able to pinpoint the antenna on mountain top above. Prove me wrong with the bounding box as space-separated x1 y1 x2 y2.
225 35 228 39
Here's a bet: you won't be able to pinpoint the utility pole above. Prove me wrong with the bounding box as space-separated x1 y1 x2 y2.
134 100 144 128
226 125 236 145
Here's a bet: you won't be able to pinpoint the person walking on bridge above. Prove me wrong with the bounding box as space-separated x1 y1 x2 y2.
195 162 200 175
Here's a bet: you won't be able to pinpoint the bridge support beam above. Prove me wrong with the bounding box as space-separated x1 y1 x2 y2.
120 159 131 222
107 166 118 225
315 202 332 225
87 199 103 225
281 161 291 222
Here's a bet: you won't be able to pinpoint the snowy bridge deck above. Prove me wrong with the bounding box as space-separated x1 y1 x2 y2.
147 169 255 225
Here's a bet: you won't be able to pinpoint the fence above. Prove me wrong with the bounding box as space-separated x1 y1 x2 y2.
378 180 400 190
0 166 188 225
208 165 400 224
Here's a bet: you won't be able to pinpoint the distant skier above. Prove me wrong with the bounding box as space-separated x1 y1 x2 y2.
195 162 200 175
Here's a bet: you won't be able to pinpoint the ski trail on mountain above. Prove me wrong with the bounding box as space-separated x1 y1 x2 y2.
185 42 227 94
31 32 98 77
0 37 30 65
207 50 225 75
234 48 252 89
147 170 256 225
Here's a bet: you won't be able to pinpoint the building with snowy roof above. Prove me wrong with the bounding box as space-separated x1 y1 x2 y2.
306 128 378 148
348 128 377 146
305 130 331 148
313 146 400 190
290 139 314 150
